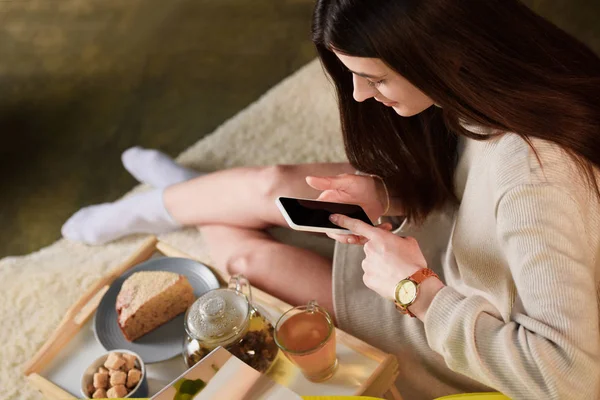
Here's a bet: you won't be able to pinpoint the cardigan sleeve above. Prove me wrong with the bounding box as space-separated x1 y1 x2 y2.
423 183 600 399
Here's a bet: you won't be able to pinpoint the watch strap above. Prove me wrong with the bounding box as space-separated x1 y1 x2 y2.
409 268 438 285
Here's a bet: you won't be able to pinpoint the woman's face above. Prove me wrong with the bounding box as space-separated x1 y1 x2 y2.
334 51 434 117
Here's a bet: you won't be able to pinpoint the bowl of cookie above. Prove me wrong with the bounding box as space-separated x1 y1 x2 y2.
81 349 147 399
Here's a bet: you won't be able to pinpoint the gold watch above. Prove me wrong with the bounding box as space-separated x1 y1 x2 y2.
394 268 439 317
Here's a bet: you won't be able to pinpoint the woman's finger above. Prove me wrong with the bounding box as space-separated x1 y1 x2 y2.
327 232 364 244
355 236 369 245
330 214 382 241
305 176 335 190
306 174 353 191
378 222 393 231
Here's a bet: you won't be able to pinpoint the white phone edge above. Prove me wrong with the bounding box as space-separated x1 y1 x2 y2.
275 197 353 235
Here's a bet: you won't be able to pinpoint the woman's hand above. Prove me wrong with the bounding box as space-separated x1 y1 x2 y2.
306 173 387 219
329 213 428 301
306 173 394 244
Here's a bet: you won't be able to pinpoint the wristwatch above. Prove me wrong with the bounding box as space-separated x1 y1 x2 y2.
394 268 439 317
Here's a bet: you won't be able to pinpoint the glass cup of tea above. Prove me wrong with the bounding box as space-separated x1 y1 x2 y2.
274 300 338 382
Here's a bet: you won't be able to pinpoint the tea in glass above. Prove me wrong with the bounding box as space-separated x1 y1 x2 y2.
274 300 337 382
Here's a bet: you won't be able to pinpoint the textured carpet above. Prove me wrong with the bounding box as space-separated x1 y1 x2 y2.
0 59 346 400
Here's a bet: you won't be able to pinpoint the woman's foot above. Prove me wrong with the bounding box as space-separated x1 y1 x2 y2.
61 189 181 245
121 147 200 188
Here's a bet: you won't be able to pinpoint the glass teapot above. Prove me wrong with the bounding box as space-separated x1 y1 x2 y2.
182 274 279 373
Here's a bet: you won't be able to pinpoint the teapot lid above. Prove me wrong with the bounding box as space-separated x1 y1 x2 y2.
185 288 250 345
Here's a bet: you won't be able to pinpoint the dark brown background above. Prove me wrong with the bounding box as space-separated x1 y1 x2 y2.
0 0 598 257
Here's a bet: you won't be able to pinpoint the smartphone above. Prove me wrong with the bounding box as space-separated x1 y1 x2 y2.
276 196 373 235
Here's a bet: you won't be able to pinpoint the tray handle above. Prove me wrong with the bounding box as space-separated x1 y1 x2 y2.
27 373 76 400
23 236 158 376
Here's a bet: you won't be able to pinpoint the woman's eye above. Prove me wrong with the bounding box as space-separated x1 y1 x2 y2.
367 79 385 87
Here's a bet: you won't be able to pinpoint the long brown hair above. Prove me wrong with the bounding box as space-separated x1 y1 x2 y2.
312 0 600 222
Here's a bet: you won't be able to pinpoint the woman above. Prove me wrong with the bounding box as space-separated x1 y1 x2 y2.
63 0 600 398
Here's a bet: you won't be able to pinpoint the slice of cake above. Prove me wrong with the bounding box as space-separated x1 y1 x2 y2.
116 271 195 341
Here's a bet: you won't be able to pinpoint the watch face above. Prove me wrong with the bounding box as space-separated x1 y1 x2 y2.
397 280 418 305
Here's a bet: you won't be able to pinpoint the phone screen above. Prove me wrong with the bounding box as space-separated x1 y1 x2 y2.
278 197 373 229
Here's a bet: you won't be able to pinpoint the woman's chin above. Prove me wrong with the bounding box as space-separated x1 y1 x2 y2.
392 105 418 117
392 103 434 117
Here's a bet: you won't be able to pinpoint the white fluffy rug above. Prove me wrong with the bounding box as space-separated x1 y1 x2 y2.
0 59 346 400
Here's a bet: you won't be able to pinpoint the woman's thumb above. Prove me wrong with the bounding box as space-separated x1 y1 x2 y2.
306 176 332 190
306 174 348 190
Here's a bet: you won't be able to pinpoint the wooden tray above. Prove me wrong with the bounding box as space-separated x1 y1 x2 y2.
23 236 402 400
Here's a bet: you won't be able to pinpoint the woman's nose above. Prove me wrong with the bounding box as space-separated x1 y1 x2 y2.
352 75 378 102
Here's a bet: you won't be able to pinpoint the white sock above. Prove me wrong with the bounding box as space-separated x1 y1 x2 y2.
61 189 181 245
121 146 200 188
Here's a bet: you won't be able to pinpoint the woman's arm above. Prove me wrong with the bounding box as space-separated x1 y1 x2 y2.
422 184 600 399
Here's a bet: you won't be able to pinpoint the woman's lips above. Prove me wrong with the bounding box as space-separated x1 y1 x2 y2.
376 98 398 107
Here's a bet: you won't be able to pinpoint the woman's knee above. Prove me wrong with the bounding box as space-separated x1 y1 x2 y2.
204 242 255 277
226 250 257 277
258 164 318 200
201 224 270 277
258 164 296 198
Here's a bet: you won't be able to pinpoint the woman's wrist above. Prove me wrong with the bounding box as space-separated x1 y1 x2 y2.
355 170 403 217
408 277 445 320
370 175 390 215
371 176 404 217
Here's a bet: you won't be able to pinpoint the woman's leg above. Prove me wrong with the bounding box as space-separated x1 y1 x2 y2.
62 162 354 244
201 224 335 318
164 163 355 229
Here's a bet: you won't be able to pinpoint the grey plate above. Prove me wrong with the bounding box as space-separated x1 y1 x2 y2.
94 257 220 364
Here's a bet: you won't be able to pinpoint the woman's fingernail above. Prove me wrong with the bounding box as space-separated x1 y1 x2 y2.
347 237 355 244
329 214 338 223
